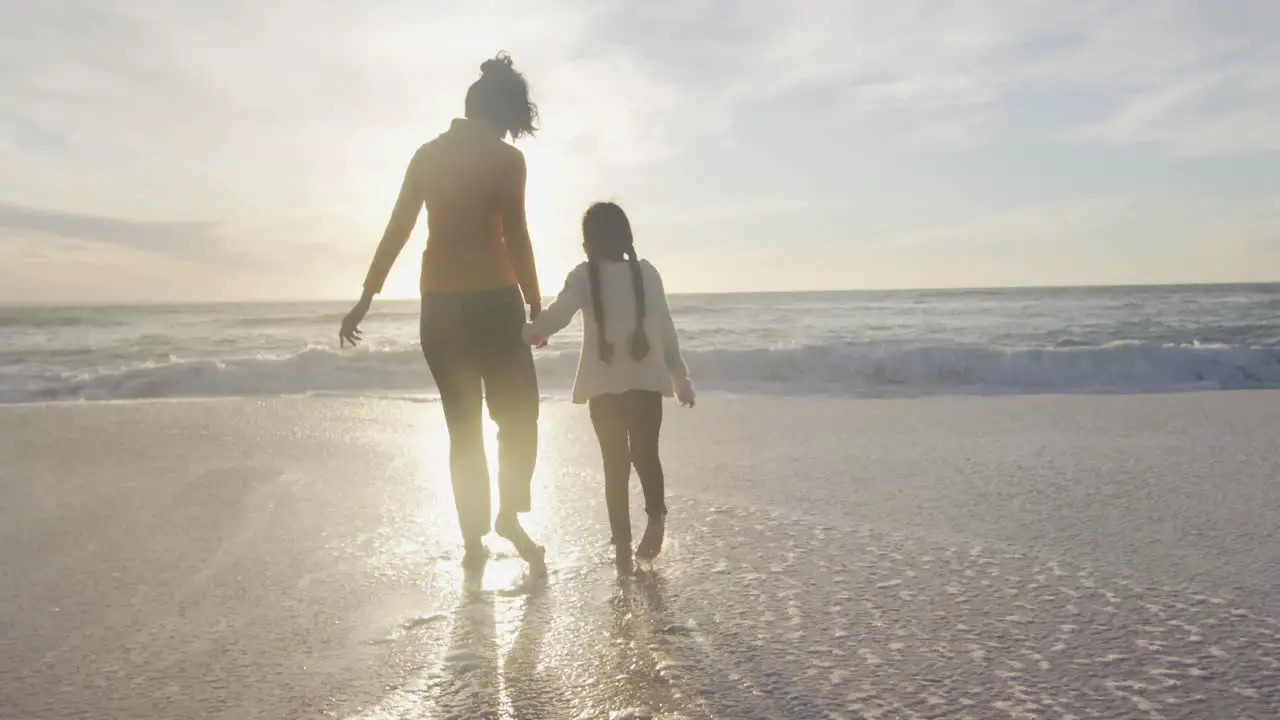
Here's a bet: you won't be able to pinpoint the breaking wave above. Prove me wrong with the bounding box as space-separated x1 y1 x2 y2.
4 340 1280 403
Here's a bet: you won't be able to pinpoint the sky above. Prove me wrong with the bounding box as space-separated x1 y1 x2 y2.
1 1 1278 303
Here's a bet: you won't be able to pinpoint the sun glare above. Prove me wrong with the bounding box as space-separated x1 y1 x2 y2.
401 406 569 555
358 144 582 302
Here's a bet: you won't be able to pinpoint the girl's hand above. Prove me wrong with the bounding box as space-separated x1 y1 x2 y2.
523 323 549 349
677 378 696 407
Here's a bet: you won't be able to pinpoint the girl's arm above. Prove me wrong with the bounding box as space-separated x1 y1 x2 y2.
647 264 690 386
522 266 584 343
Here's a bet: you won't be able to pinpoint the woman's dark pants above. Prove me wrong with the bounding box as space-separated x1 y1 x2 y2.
421 287 539 542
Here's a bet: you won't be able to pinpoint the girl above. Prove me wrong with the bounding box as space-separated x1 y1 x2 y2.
523 202 695 574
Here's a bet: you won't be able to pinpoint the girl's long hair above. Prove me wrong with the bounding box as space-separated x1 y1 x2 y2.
582 202 649 363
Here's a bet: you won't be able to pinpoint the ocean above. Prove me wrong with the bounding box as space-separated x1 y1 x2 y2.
7 288 1280 719
3 283 1280 403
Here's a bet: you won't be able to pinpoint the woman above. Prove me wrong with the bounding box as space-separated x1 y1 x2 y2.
339 53 545 574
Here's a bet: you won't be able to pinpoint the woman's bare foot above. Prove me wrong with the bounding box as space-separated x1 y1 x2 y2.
461 537 489 571
615 545 635 576
495 511 547 577
635 516 665 560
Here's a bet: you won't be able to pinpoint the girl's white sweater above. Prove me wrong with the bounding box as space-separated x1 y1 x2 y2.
523 259 689 404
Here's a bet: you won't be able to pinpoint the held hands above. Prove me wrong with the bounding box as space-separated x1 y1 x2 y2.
677 377 696 408
523 328 548 349
526 302 548 348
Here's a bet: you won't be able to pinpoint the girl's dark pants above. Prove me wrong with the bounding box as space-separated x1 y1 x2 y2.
420 286 539 542
588 389 666 547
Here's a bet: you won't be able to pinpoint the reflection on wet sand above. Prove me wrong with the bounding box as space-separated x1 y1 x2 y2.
429 570 499 715
501 582 564 719
415 561 703 720
359 409 706 719
422 561 566 719
592 570 697 718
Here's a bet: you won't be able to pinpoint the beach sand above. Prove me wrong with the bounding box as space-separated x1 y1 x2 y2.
2 393 1278 719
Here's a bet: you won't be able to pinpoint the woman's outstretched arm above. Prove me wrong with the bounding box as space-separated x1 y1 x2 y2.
339 149 426 347
362 147 428 298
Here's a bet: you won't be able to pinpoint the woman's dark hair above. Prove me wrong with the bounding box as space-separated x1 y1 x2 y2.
465 52 538 140
582 202 649 364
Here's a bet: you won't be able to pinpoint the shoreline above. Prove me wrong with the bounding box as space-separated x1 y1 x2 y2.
2 384 1279 409
5 280 1278 309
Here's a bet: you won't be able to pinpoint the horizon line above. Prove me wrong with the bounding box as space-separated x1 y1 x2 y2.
2 280 1278 309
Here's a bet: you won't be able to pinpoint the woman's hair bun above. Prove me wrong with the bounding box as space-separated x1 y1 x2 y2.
466 51 537 140
480 53 516 78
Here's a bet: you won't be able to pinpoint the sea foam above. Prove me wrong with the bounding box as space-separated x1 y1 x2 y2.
4 340 1278 403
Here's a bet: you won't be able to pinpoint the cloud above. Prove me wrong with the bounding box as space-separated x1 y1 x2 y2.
0 200 362 284
0 201 223 260
885 195 1141 252
4 1 1274 205
0 0 718 265
0 1 1277 301
1080 65 1280 155
603 0 1280 153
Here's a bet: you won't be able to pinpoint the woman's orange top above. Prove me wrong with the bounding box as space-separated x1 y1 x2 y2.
362 119 540 302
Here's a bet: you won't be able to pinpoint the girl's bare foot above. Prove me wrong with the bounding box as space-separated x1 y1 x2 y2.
635 516 664 560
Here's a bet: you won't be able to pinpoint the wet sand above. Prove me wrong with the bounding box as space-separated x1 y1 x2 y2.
1 393 1278 718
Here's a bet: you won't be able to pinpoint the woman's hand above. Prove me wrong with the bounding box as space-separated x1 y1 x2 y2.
340 295 372 348
526 302 548 348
